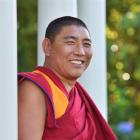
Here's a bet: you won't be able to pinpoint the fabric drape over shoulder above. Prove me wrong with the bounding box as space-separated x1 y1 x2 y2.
18 66 117 140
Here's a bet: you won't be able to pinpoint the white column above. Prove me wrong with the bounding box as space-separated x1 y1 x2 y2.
78 0 107 119
38 0 77 65
0 0 17 140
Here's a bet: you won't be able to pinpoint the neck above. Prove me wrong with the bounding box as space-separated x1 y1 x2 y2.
53 72 76 93
61 79 76 93
43 62 76 93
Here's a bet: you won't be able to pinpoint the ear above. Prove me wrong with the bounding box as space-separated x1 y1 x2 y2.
42 38 51 56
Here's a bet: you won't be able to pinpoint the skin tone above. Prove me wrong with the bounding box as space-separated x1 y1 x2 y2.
18 80 46 140
18 25 92 140
43 25 92 92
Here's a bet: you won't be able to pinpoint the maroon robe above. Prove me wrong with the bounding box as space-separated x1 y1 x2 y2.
18 66 117 140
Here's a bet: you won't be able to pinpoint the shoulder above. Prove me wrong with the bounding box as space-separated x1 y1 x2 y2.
18 79 47 112
18 79 45 98
19 79 42 92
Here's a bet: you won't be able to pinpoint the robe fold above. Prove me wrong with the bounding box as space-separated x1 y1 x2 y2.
18 66 117 140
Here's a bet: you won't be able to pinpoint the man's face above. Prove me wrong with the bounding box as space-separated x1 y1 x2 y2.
46 25 93 81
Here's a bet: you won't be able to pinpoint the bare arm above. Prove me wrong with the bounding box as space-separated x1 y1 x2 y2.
18 79 47 140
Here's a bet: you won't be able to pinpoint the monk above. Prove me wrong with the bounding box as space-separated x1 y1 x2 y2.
18 16 117 140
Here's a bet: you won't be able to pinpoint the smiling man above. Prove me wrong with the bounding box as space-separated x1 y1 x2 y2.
18 16 117 140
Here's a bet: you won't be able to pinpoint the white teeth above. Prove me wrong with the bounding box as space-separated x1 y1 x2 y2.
70 60 82 64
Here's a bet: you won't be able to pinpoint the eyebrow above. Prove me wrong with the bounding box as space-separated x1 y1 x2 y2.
63 36 92 43
63 36 77 40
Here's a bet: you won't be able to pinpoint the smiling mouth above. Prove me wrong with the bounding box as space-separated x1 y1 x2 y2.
70 60 84 65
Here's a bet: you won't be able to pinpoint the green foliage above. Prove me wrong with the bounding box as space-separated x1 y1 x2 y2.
107 0 140 139
17 0 37 71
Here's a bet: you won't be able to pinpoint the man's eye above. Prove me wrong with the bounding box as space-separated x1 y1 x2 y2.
84 43 91 47
66 41 75 45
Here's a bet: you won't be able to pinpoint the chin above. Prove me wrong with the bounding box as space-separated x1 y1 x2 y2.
69 72 83 80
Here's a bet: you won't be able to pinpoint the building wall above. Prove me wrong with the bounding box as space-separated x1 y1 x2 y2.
0 0 17 140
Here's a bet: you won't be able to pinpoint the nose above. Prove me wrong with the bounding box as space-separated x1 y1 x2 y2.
74 44 85 56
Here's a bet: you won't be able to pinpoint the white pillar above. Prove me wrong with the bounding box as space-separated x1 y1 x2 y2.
0 0 17 140
38 0 77 65
78 0 107 119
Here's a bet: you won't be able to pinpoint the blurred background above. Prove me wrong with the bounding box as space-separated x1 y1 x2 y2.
107 0 140 139
18 0 140 139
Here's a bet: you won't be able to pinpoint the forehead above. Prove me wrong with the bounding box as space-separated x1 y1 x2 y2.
56 25 90 39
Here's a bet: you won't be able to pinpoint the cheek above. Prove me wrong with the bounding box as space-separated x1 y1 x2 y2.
60 47 73 57
86 49 93 60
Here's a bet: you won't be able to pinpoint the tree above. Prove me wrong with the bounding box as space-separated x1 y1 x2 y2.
17 0 37 72
107 0 140 139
